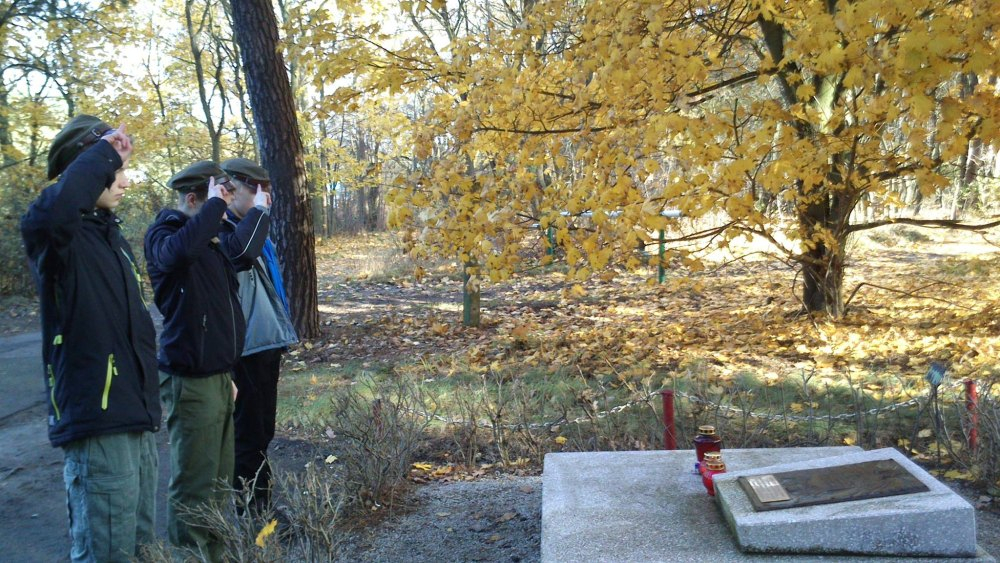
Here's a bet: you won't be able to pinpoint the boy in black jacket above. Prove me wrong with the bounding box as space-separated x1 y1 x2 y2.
21 115 160 562
144 161 269 562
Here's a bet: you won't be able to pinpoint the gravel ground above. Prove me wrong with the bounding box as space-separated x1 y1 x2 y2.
341 476 543 562
336 474 999 563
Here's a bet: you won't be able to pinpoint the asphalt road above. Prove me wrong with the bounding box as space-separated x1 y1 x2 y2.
0 331 67 562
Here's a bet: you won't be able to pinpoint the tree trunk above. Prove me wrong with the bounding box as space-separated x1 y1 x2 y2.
326 184 336 236
185 0 222 163
219 0 259 161
800 239 845 316
365 184 380 231
229 0 319 338
797 176 853 317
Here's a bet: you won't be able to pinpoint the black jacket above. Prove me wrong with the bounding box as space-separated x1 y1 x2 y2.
20 141 161 447
144 198 269 376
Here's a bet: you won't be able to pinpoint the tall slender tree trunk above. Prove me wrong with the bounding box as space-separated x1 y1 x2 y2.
151 78 181 176
220 0 259 160
0 82 15 166
185 0 222 162
229 0 319 338
953 73 980 219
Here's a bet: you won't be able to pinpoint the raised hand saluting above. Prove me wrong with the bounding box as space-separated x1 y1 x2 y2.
208 175 235 205
101 124 133 164
253 184 272 209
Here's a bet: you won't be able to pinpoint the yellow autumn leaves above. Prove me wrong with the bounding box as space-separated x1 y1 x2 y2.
308 0 1000 313
255 519 278 548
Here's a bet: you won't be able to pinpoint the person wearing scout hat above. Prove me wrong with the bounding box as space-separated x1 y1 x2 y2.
21 115 161 561
144 160 271 561
219 157 297 515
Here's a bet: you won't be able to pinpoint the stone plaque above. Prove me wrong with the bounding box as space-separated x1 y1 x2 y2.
737 459 929 512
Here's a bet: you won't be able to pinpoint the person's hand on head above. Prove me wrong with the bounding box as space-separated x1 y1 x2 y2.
101 124 133 164
208 176 235 205
253 184 272 209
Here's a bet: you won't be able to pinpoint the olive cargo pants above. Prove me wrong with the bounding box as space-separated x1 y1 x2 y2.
160 371 234 563
62 430 158 562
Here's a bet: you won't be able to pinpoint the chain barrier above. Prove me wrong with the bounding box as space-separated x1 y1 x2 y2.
401 378 973 431
401 391 658 431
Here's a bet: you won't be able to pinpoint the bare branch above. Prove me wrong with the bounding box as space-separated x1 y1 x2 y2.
844 281 974 312
847 217 1000 234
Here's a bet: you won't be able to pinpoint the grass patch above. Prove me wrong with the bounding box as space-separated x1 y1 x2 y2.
937 255 999 278
277 360 392 428
282 353 981 479
862 225 933 247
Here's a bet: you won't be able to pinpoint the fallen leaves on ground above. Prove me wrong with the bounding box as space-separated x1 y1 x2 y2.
255 519 278 547
300 232 998 393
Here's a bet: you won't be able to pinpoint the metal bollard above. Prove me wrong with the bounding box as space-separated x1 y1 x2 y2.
660 389 677 450
965 379 978 453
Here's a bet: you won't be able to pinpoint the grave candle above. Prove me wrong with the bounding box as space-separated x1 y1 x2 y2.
701 452 727 496
693 425 722 467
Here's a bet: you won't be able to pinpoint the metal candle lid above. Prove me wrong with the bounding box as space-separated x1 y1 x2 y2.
703 452 723 463
697 425 717 435
705 459 727 471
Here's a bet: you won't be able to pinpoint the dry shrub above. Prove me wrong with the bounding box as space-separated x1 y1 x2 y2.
971 383 1000 488
137 465 347 562
329 374 433 510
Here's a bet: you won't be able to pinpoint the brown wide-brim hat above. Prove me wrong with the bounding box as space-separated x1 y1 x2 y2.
47 115 113 180
168 161 228 192
220 157 269 185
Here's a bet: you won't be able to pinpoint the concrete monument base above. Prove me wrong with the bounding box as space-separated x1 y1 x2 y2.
713 447 978 558
542 447 994 562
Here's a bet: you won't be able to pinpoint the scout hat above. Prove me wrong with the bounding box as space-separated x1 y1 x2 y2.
220 157 270 187
167 161 229 193
47 115 113 180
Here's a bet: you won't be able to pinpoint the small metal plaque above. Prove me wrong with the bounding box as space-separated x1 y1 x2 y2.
737 459 929 512
743 475 791 503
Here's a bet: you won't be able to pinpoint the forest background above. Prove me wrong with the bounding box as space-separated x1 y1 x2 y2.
2 0 1000 529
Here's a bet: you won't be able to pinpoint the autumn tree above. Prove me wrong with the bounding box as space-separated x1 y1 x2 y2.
309 0 550 324
0 0 103 165
275 1 424 237
0 1 138 293
182 0 233 162
330 0 1000 317
229 0 319 337
299 101 404 235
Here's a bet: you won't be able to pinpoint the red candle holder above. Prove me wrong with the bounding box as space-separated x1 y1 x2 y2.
700 452 727 496
693 425 722 465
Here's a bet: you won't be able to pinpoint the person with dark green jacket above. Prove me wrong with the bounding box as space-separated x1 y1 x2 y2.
21 115 160 562
144 161 270 562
